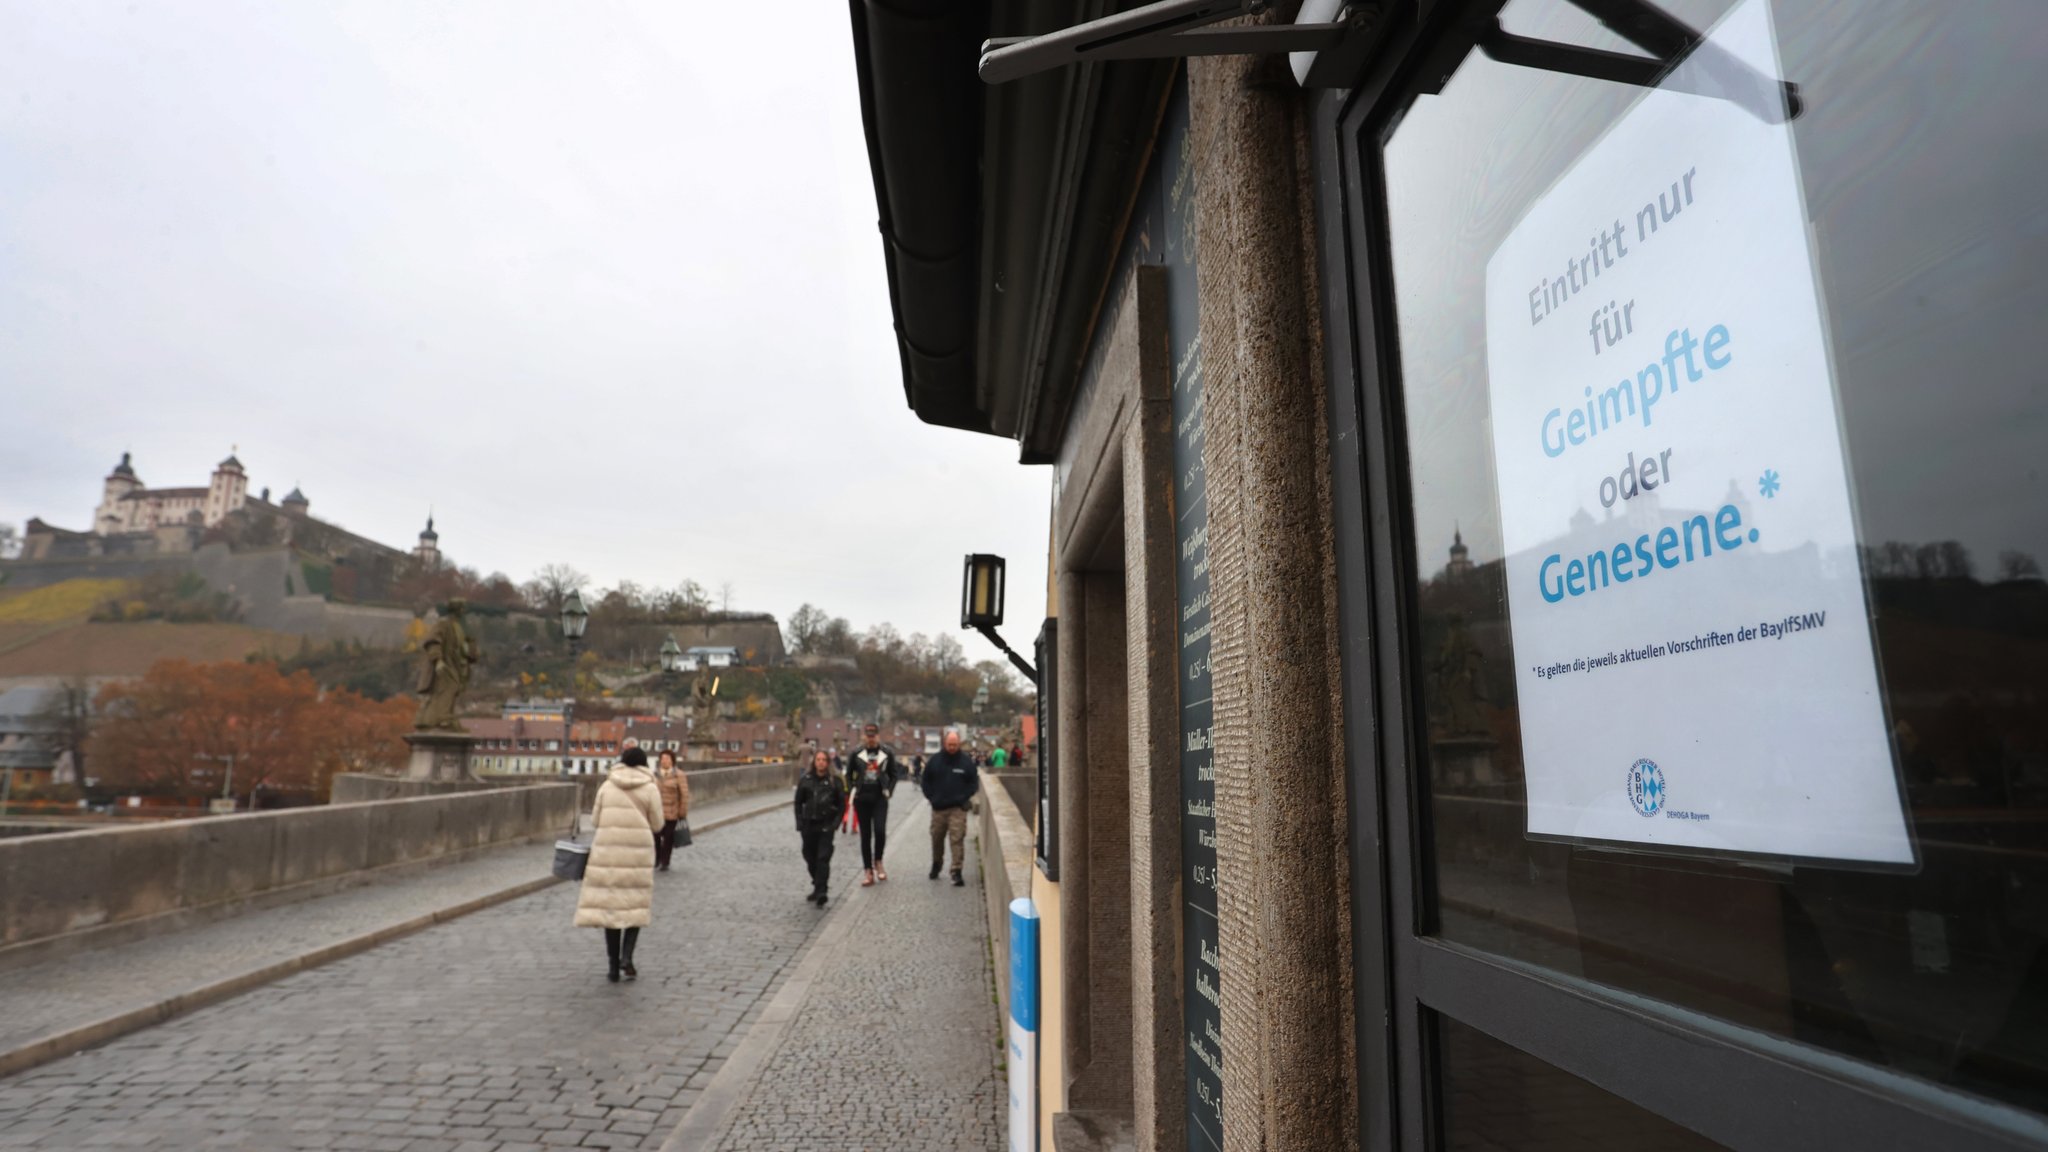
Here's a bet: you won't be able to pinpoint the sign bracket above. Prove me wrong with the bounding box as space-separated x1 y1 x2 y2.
1472 0 1802 123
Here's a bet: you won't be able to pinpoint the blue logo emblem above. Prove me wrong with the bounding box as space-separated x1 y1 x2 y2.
1627 759 1665 817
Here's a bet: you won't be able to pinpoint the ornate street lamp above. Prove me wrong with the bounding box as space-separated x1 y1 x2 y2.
558 590 590 776
960 553 1037 685
560 590 590 656
659 634 682 679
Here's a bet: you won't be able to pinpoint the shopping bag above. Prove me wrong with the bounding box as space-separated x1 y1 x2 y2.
552 838 590 881
674 819 693 848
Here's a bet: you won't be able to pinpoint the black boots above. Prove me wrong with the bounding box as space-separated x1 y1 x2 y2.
951 870 965 887
604 927 640 982
929 860 942 880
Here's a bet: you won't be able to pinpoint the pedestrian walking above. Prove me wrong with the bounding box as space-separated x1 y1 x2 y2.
846 723 900 886
921 729 980 887
795 749 847 906
653 748 690 871
573 745 663 983
989 744 1009 769
912 753 926 785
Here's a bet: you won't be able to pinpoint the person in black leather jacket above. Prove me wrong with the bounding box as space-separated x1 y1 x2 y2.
794 750 847 906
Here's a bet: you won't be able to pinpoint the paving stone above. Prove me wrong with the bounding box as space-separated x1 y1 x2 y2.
0 797 817 1150
708 801 1004 1152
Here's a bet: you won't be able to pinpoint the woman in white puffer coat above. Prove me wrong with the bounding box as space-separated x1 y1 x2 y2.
573 745 663 982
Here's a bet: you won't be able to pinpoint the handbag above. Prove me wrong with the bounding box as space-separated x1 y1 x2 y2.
674 819 693 848
552 806 589 881
552 837 590 881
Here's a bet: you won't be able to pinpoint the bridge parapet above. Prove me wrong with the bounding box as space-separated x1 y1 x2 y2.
0 782 577 963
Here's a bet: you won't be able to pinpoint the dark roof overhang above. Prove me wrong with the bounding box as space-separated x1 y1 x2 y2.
851 1 1174 462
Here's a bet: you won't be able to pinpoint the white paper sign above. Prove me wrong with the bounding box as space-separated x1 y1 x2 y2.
1483 0 1913 864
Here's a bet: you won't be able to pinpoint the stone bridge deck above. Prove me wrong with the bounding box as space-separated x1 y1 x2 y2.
0 795 1001 1151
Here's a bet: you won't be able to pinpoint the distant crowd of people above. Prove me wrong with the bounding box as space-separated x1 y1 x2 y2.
568 724 1020 982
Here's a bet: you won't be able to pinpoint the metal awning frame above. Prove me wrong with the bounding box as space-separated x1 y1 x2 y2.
979 0 1366 85
982 0 1801 117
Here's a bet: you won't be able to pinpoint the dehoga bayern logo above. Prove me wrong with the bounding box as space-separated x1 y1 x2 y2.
1627 758 1665 817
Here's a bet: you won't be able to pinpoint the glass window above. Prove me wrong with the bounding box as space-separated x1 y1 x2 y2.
1382 0 2048 1113
1438 1015 1725 1151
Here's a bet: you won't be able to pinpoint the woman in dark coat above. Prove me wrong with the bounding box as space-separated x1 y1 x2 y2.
793 750 847 906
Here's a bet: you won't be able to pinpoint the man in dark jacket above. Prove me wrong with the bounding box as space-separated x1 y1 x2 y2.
920 729 980 886
794 751 847 906
845 723 901 885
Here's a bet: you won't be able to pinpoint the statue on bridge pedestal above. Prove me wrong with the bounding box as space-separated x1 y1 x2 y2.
414 598 480 731
687 670 720 761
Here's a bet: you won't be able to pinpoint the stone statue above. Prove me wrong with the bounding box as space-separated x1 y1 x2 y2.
414 598 480 730
688 664 720 754
783 706 808 764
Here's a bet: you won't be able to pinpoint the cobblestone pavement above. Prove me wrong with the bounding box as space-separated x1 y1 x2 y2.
709 800 1002 1152
0 792 780 1060
0 793 851 1150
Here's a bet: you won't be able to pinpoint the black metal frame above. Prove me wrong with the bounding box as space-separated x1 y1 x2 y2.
1317 3 2048 1150
1035 618 1060 881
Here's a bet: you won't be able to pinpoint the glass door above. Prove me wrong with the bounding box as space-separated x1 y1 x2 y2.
1327 1 2048 1148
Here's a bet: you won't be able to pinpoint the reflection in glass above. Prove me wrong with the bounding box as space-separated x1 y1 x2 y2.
1383 0 2048 1114
1438 1015 1726 1151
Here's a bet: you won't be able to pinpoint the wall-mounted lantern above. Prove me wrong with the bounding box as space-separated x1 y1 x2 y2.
959 553 1037 686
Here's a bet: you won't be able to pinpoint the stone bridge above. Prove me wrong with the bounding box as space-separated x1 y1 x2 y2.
0 764 1026 1150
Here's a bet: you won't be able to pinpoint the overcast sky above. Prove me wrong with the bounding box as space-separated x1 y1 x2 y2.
0 1 1050 644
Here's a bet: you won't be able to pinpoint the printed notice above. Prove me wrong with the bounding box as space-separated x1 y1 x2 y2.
1482 0 1913 863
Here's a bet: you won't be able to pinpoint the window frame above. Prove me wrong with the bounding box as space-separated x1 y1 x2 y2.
1035 617 1059 880
1319 3 2048 1149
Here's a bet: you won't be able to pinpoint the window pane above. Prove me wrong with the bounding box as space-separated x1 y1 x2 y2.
1438 1015 1726 1151
1382 0 2048 1113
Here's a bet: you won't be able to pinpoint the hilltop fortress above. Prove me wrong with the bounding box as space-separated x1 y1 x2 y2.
6 451 447 647
25 451 440 570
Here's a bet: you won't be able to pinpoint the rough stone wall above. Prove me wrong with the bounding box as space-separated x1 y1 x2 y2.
1071 570 1133 1110
1190 48 1358 1152
1122 266 1188 1152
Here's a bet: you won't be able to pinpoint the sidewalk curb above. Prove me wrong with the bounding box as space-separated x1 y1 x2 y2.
660 798 955 1152
0 793 789 1082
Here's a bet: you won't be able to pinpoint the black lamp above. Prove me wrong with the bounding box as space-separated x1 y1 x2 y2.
960 553 1037 685
962 553 1006 629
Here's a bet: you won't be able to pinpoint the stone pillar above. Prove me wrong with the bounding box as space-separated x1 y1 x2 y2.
1122 265 1188 1152
403 730 478 783
1191 43 1358 1152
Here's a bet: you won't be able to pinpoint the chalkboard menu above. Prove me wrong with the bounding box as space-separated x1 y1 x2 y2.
1156 84 1220 1152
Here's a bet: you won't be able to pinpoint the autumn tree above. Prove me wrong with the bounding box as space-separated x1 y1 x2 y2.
521 564 590 614
786 603 829 654
91 661 412 803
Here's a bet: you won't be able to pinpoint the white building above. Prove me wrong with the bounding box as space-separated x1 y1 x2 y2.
93 452 249 534
678 646 738 671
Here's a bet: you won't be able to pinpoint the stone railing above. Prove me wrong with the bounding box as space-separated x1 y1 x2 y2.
559 761 799 811
0 783 578 961
329 774 508 804
977 768 1036 1026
